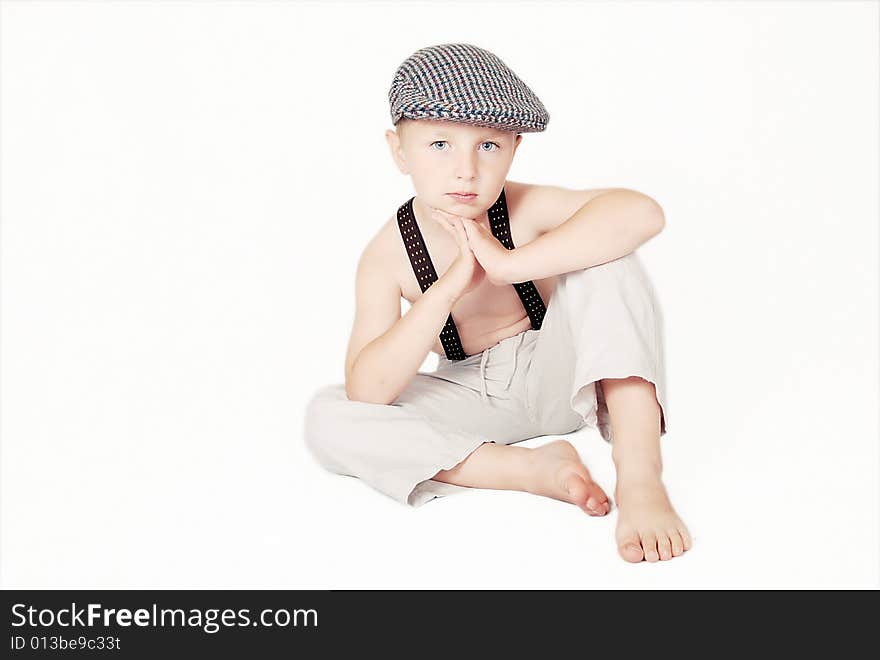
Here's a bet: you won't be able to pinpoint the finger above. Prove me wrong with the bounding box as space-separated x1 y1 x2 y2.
430 210 452 229
434 218 460 243
452 220 470 251
432 207 456 219
439 215 465 248
431 209 458 227
439 208 476 230
463 217 485 237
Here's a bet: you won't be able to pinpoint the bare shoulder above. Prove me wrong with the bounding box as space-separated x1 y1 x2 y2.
356 212 404 294
505 179 633 236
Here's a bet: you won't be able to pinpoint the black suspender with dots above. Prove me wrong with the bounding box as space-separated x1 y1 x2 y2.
396 196 468 361
487 188 547 331
395 187 548 362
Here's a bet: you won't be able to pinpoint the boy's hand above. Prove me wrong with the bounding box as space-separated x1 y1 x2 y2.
429 207 486 300
430 208 514 286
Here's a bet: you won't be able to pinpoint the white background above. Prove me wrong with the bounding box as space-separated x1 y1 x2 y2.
2 0 877 589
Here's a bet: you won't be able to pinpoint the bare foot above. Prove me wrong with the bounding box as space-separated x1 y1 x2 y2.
614 475 692 562
526 440 610 516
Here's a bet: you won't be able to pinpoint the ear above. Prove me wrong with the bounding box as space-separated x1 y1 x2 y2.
385 128 409 174
513 133 522 154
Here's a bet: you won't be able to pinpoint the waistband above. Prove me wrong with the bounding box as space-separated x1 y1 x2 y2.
437 329 539 406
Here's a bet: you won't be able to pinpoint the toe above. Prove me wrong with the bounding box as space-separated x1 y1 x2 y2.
618 536 644 563
570 466 608 516
562 472 591 507
679 525 693 551
657 533 673 561
641 532 660 562
669 529 684 557
583 481 609 516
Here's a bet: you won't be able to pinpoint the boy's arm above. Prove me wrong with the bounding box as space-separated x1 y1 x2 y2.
505 190 665 282
345 243 459 405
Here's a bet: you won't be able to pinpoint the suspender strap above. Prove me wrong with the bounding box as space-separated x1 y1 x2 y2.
396 197 468 361
395 187 549 361
487 188 547 330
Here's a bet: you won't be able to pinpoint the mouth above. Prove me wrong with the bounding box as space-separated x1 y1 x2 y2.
447 192 478 201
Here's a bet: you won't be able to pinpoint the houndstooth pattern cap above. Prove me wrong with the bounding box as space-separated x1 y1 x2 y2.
388 43 549 134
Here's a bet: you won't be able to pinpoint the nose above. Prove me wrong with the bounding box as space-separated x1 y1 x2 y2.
454 152 478 181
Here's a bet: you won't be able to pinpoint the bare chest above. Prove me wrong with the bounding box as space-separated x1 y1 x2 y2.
394 204 557 358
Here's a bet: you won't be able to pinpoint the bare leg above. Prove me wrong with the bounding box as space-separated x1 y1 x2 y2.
601 375 693 563
432 440 610 516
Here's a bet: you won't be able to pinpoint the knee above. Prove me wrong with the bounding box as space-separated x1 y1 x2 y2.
580 252 657 307
580 252 643 283
304 384 346 432
303 384 349 468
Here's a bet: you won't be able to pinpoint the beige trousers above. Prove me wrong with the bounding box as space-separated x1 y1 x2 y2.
304 251 668 507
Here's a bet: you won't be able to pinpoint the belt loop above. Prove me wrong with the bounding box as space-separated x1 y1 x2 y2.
504 332 525 390
479 349 490 405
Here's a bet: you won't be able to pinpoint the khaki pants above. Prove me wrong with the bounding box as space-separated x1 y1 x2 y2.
304 251 668 507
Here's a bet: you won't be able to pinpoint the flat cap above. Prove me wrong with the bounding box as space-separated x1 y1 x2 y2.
388 43 549 133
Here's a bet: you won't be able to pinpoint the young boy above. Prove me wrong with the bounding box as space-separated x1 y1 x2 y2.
305 43 692 563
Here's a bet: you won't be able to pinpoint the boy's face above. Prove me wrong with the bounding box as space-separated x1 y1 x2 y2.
385 118 522 215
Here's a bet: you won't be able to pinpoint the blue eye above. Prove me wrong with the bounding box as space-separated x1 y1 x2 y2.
430 141 500 151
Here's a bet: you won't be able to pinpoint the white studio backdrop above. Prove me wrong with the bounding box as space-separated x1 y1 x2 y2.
1 0 877 589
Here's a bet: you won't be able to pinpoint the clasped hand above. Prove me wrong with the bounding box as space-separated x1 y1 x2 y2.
428 206 514 286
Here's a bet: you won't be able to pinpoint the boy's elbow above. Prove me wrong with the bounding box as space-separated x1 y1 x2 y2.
638 208 665 242
345 378 396 405
653 208 666 232
643 197 665 233
344 379 370 403
627 192 665 234
346 391 397 405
